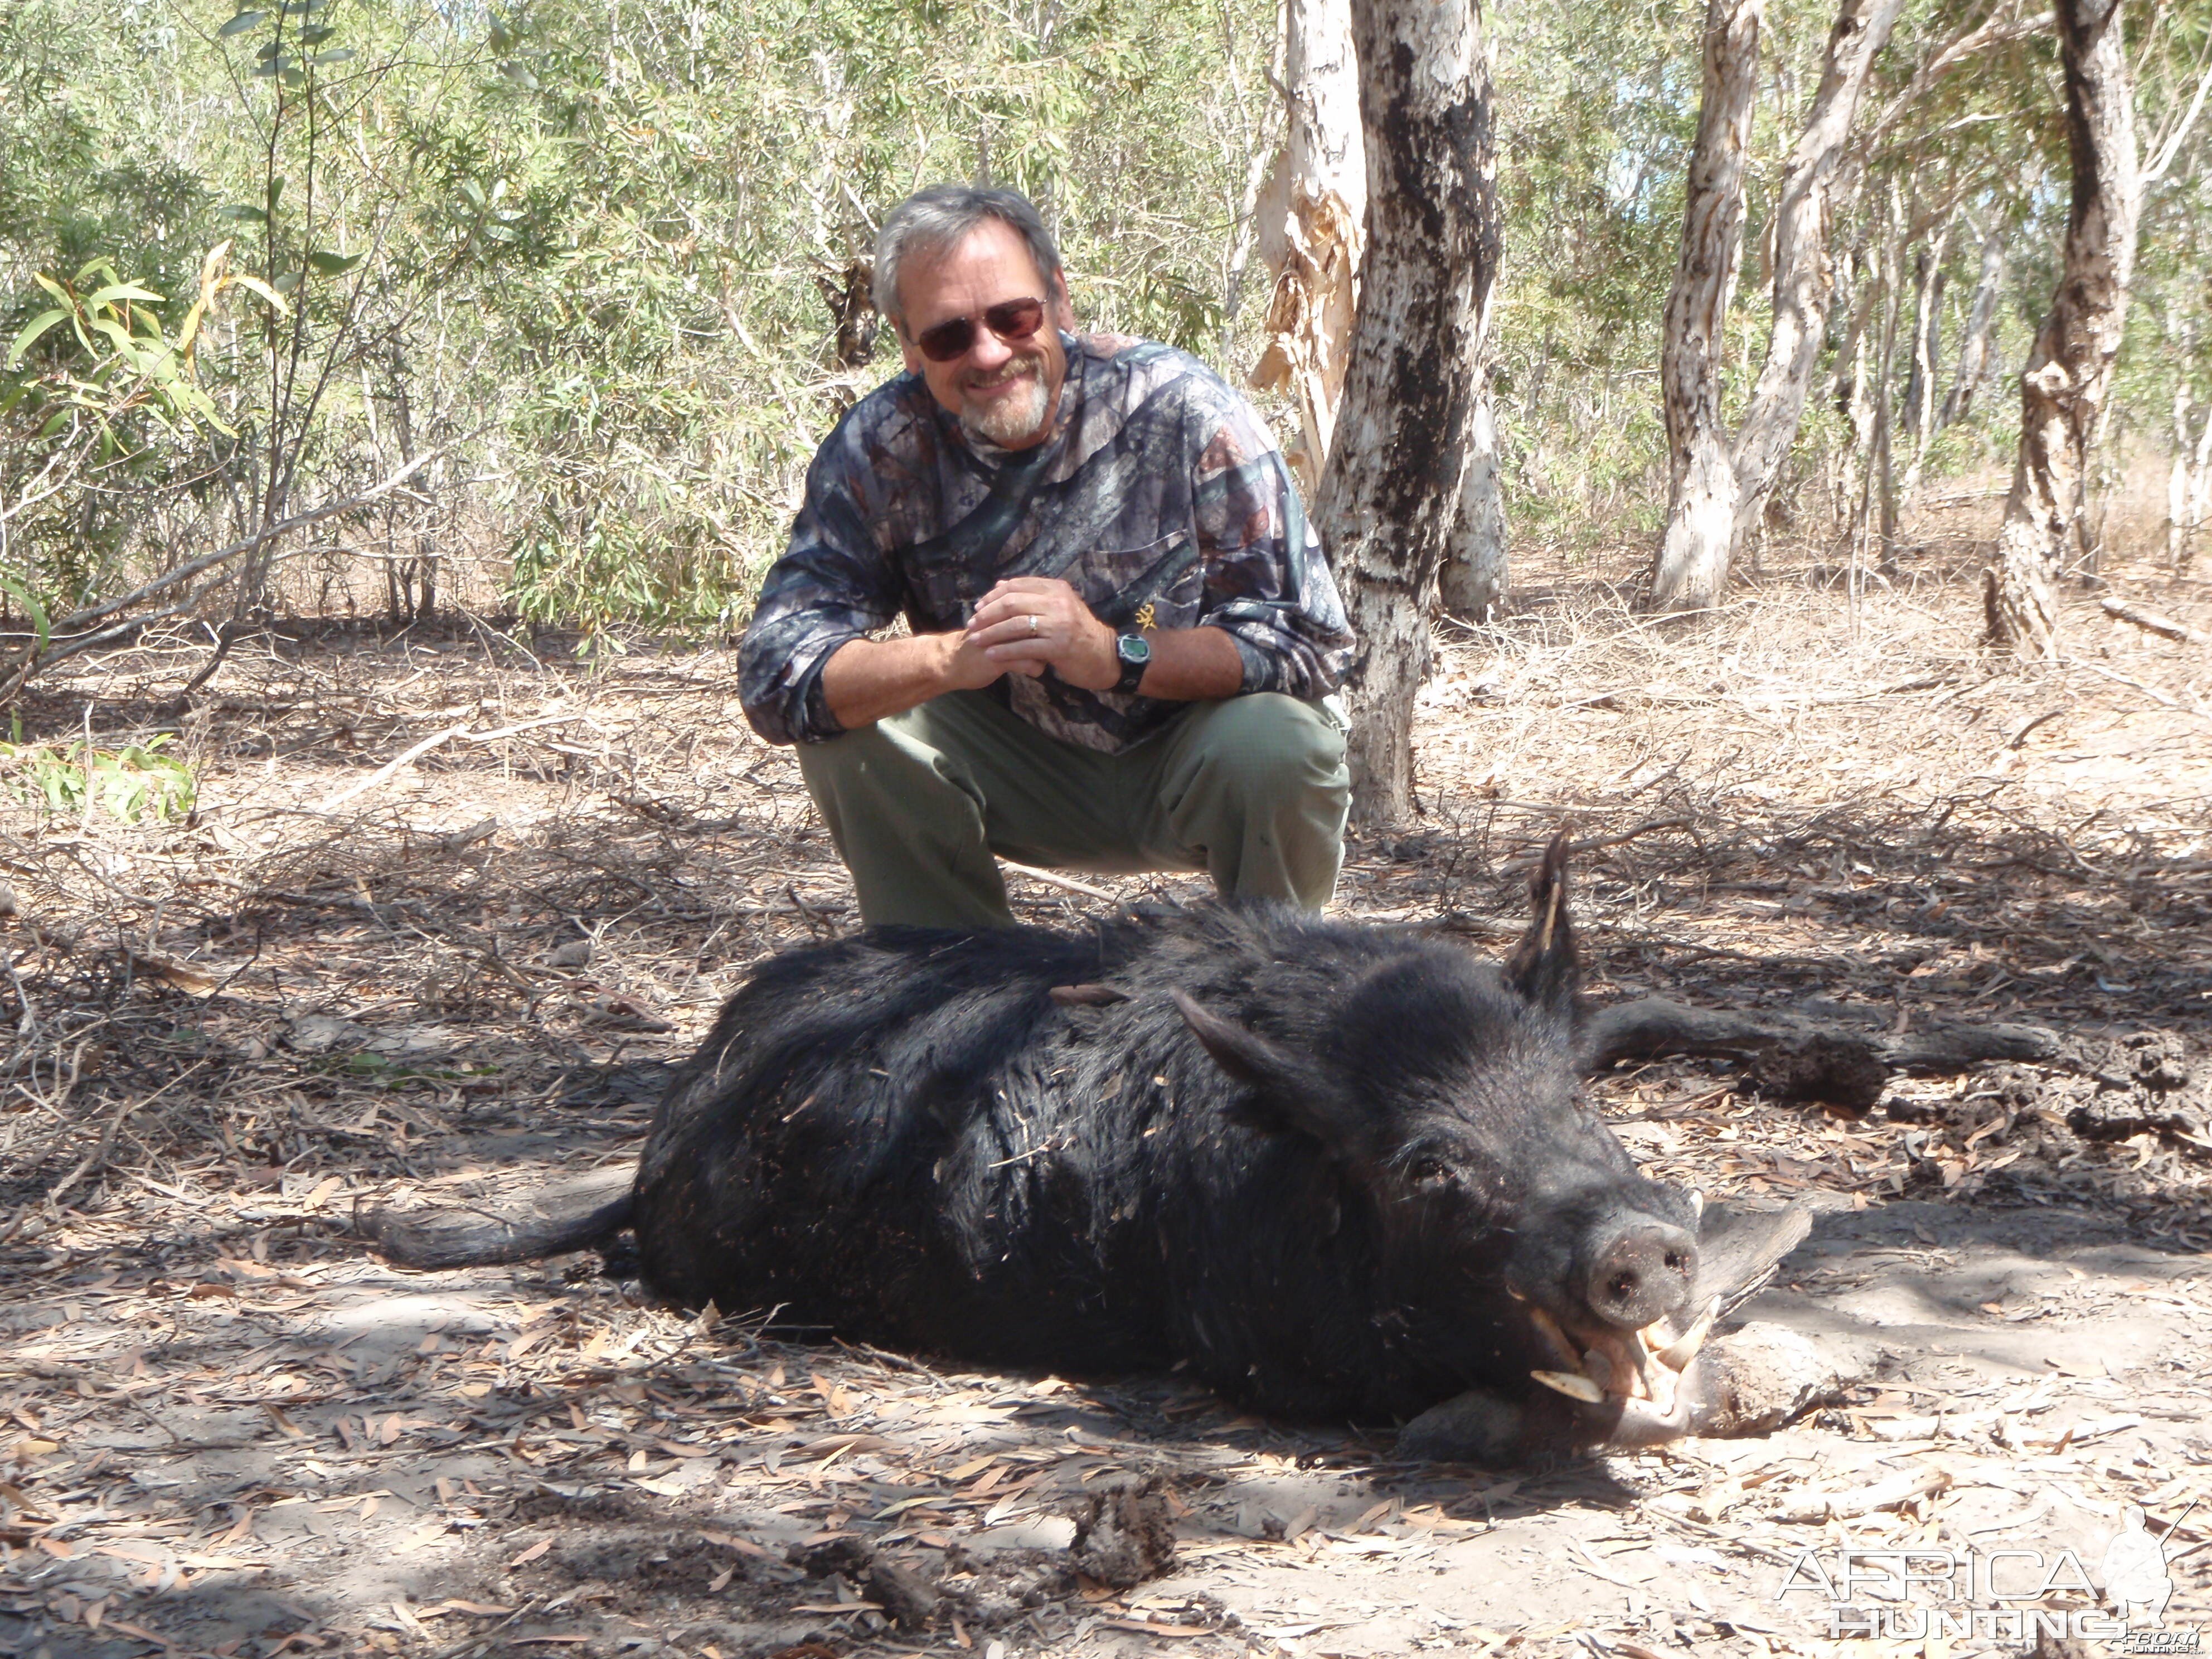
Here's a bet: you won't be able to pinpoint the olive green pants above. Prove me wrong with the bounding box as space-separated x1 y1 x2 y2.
795 690 1349 928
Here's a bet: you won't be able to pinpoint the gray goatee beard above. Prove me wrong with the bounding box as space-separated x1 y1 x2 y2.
959 358 1051 447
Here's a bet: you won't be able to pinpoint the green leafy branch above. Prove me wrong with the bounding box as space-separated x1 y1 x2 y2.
5 242 287 444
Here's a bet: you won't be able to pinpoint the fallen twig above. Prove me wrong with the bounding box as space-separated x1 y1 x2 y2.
1003 862 1119 903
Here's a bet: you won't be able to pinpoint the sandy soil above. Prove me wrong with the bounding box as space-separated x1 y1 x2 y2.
2 527 2209 1659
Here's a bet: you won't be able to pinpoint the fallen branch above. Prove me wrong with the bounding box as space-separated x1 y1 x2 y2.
0 448 448 701
0 603 195 690
1579 996 2062 1108
314 712 581 813
2099 595 2209 647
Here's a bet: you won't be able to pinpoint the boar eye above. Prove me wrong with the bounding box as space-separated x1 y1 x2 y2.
1408 1156 1456 1187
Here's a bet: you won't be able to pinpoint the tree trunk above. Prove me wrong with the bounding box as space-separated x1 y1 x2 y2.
1438 365 1508 619
1871 195 1904 574
2182 399 2212 576
1982 0 2142 659
1728 0 1903 554
1314 0 1498 825
1438 22 1510 623
1901 224 1950 438
1251 0 1367 498
1898 214 1953 508
1939 226 2005 426
2171 387 2195 573
1830 244 1874 536
1646 0 1763 614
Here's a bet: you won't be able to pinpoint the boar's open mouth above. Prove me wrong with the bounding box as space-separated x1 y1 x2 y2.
1524 1297 1718 1423
1520 1199 1816 1433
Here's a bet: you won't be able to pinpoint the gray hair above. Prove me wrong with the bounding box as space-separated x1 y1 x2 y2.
872 185 1063 330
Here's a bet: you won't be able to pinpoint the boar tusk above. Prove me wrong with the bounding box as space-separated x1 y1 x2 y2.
1690 1189 1705 1220
1657 1297 1721 1372
1641 1352 1678 1420
1531 1369 1607 1405
1527 1307 1583 1371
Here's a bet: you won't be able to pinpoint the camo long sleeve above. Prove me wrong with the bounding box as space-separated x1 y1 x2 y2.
736 333 1355 754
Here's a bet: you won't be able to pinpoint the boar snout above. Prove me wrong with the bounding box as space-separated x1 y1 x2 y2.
1582 1219 1699 1330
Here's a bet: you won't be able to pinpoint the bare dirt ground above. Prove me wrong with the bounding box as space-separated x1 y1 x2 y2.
2 519 2210 1659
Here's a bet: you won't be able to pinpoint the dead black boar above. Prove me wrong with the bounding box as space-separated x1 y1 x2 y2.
370 837 1750 1456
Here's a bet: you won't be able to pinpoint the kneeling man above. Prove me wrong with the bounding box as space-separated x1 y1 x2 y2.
738 185 1354 928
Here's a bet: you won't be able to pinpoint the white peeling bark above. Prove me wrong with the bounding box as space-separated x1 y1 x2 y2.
1728 0 1904 554
1251 0 1367 496
1941 226 2005 426
1313 0 1498 824
1646 0 1763 614
1983 0 2142 660
1439 366 1508 619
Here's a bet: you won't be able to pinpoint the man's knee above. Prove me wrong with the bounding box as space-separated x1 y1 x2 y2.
1176 695 1348 801
794 716 996 849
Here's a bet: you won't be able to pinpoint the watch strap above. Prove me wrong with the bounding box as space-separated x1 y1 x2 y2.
1113 634 1151 695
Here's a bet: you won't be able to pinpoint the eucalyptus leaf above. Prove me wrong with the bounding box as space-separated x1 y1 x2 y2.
6 310 71 368
84 283 166 308
0 573 51 649
305 249 361 274
218 9 266 35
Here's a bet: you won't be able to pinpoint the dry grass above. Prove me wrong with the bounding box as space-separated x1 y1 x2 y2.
1 507 2208 1658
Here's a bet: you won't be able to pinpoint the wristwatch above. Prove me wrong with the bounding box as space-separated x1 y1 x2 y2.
1112 631 1152 695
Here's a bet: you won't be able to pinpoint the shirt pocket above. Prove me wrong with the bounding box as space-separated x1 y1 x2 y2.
1083 530 1202 632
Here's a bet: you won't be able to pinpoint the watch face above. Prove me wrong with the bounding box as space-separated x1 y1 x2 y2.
1118 633 1152 665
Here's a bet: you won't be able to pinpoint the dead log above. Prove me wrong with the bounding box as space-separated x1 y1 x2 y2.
1578 996 2063 1109
2099 594 2209 647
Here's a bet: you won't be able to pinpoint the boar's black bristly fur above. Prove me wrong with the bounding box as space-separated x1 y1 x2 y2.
368 835 1700 1425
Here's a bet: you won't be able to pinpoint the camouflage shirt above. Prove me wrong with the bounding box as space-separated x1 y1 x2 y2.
737 332 1354 753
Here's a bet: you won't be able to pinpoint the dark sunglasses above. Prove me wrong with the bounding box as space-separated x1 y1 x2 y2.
913 297 1047 363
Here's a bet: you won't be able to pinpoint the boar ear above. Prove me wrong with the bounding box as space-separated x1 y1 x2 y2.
1171 991 1350 1141
1172 989 1296 1086
1504 825 1580 1016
